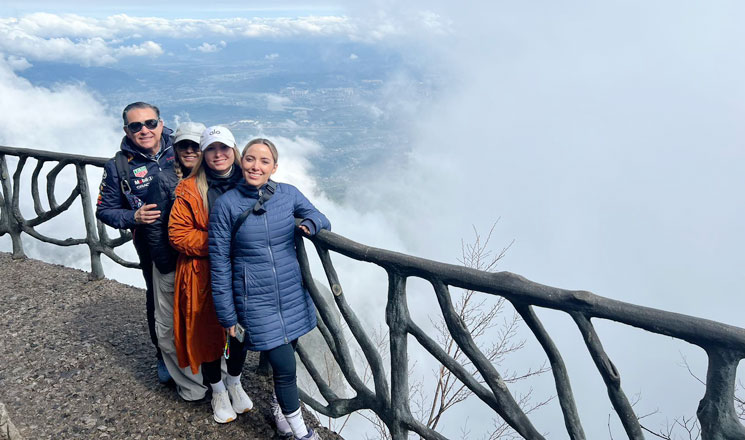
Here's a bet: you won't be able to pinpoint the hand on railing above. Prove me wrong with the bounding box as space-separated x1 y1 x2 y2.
134 203 161 224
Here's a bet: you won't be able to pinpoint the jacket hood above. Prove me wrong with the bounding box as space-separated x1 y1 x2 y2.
119 126 174 158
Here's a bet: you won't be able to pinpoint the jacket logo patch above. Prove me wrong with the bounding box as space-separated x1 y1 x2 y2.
133 166 148 178
133 176 154 186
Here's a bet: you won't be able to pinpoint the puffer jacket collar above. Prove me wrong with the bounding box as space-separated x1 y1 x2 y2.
236 180 273 199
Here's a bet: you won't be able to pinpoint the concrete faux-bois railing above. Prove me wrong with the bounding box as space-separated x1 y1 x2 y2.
1 145 744 440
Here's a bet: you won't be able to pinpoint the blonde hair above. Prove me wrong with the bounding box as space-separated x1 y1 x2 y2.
187 144 241 212
242 138 278 164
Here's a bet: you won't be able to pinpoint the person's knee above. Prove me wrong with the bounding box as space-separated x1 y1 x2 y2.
271 359 297 387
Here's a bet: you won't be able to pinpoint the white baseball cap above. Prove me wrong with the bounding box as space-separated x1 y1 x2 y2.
200 125 236 151
173 122 206 145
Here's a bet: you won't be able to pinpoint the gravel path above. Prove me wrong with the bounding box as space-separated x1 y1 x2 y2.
0 252 344 440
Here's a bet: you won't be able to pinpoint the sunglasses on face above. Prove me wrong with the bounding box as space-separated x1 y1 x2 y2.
175 141 200 152
126 119 159 133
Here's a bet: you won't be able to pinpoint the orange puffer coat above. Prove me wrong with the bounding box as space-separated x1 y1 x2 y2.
169 176 225 374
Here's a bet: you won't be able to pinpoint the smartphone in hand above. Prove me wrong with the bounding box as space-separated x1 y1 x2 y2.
235 323 246 343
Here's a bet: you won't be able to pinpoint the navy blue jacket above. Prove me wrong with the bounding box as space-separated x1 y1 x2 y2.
96 128 175 230
142 167 181 274
208 181 330 351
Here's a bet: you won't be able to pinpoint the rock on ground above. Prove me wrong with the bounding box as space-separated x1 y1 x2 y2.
0 252 344 440
0 402 23 440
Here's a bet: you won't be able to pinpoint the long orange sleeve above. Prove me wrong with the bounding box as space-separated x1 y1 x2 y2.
168 191 209 257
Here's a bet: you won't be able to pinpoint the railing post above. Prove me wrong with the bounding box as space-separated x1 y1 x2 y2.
386 271 410 439
697 348 745 440
75 163 104 280
0 154 26 259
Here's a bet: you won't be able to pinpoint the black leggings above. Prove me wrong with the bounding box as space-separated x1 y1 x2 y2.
266 340 300 414
202 336 248 384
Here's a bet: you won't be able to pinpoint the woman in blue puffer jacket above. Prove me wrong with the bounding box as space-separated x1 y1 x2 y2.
208 138 330 440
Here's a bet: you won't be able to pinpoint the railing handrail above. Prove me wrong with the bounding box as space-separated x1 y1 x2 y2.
0 145 109 167
313 229 745 353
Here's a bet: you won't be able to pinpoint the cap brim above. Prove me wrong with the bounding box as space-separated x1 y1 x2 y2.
174 134 201 144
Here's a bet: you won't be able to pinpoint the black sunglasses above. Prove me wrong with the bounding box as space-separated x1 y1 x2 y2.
126 119 160 133
175 140 200 152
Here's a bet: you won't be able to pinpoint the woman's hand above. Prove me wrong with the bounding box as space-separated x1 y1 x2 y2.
226 325 236 337
298 224 310 236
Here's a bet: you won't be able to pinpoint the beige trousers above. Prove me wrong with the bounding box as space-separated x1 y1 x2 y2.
152 264 208 401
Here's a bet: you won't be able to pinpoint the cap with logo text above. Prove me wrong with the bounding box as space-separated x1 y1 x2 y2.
200 125 236 151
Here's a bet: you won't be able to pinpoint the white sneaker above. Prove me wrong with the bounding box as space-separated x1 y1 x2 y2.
227 382 254 414
271 397 293 437
211 389 237 423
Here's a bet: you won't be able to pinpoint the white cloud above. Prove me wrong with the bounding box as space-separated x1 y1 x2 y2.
0 13 365 41
0 56 120 151
345 1 745 437
0 11 454 66
0 15 164 65
6 55 31 71
266 94 292 112
348 53 358 60
113 40 163 57
417 10 448 31
10 12 115 39
265 52 279 59
187 40 227 53
0 55 139 280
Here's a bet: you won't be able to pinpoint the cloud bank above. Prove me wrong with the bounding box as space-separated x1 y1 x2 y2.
0 11 451 66
344 0 745 436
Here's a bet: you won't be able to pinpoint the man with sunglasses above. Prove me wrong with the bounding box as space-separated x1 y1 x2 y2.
96 101 175 384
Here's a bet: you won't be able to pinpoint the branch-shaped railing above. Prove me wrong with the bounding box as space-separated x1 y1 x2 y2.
2 145 745 439
296 232 745 440
0 145 138 278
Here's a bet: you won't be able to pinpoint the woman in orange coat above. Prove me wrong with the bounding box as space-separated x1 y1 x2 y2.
168 126 253 424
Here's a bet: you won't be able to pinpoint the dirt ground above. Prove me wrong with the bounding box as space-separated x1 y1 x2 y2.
0 252 344 440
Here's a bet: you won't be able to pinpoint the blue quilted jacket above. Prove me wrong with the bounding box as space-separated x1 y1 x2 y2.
208 181 330 351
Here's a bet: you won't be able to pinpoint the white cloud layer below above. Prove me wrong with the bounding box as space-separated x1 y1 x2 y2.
341 0 745 436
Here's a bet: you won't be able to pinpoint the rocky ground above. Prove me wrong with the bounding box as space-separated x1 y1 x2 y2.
0 252 344 440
